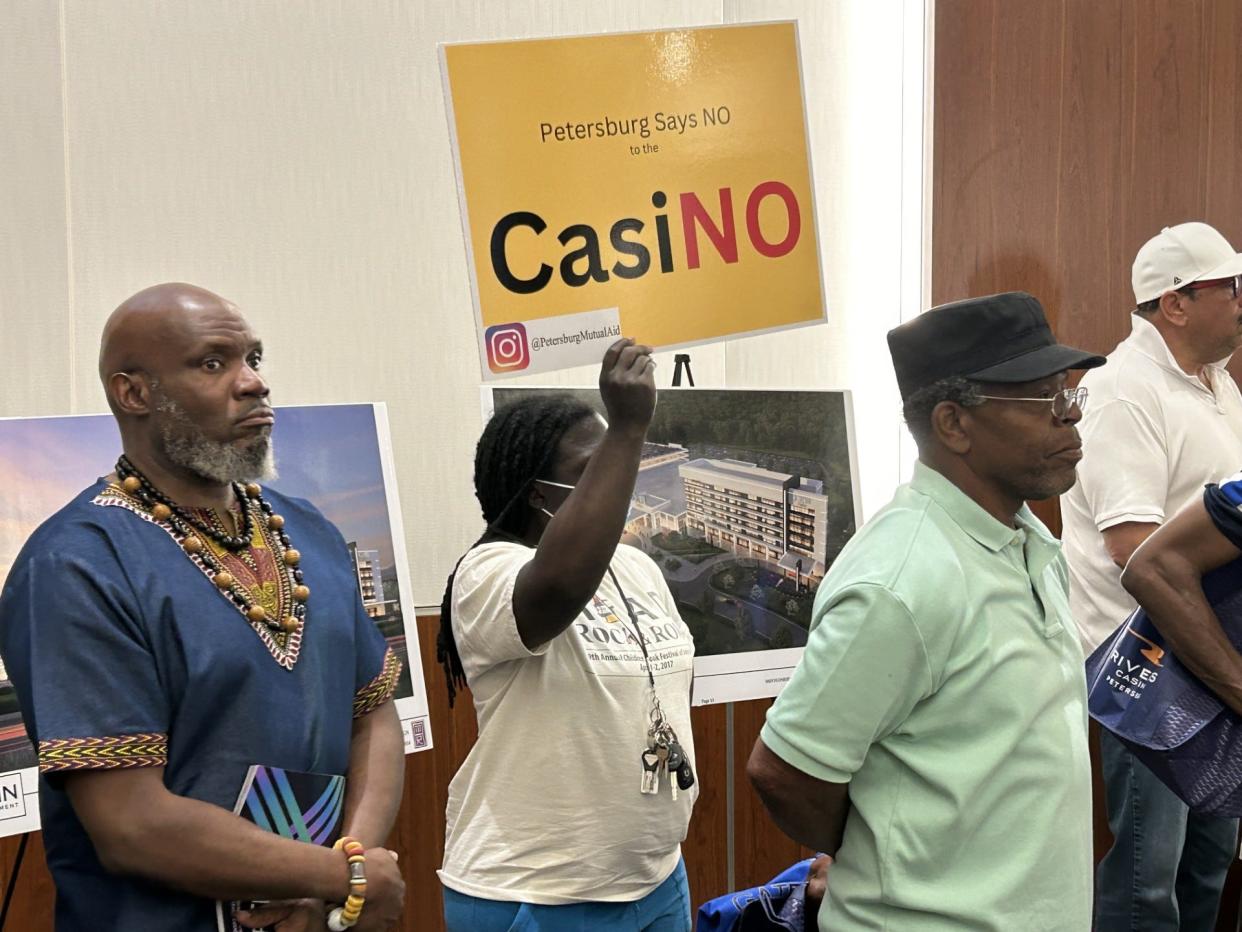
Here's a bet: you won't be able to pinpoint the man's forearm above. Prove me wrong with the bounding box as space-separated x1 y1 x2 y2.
753 783 849 855
66 769 351 903
746 739 850 855
342 701 406 849
1123 555 1242 714
134 803 349 901
1103 521 1160 570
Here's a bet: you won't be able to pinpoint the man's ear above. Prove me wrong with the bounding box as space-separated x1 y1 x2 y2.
1157 289 1190 328
108 371 154 416
930 400 972 455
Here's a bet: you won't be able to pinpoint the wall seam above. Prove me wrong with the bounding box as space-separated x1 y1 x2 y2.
56 0 77 413
1051 0 1066 318
1200 0 1210 215
722 0 731 391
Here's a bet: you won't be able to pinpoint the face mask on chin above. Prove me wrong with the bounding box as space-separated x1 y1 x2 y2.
533 478 575 522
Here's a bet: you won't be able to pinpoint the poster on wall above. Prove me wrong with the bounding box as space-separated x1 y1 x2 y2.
0 403 431 839
443 22 825 379
484 387 860 705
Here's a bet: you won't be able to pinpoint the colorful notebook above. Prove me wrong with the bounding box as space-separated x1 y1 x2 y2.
216 765 347 932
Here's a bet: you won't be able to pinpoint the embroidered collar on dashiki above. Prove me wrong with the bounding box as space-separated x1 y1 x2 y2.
93 482 305 669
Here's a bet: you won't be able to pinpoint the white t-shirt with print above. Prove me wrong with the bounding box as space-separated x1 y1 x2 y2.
438 541 698 905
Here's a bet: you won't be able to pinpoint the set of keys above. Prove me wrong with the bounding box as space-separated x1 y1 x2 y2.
640 720 695 800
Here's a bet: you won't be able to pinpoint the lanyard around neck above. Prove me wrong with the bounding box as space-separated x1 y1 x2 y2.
606 565 657 691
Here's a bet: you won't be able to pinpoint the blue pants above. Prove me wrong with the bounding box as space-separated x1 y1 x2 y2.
442 859 691 932
1095 730 1238 931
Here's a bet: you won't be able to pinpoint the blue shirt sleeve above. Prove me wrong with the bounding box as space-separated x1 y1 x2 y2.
350 597 401 718
0 547 171 774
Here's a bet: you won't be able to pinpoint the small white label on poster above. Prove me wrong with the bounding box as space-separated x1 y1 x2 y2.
0 768 41 835
402 716 431 753
691 649 801 706
0 772 25 818
481 307 621 379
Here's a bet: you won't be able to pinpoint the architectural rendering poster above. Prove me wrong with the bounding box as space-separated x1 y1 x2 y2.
443 22 825 379
0 404 431 838
485 387 860 705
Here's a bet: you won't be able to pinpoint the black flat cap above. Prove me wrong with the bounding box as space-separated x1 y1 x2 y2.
887 291 1105 399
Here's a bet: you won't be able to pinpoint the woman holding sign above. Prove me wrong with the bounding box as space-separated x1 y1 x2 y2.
436 338 698 931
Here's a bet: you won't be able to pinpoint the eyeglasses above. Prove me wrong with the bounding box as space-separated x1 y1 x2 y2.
1184 275 1242 299
975 386 1088 420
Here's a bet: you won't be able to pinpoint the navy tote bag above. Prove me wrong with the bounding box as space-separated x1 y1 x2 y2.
1086 557 1242 816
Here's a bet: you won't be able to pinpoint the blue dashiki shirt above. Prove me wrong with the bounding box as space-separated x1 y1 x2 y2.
0 479 402 931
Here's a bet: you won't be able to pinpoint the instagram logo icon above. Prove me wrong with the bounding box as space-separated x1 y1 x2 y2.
485 322 530 373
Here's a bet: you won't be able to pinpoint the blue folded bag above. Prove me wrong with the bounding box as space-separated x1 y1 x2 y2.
696 858 815 932
1085 557 1242 815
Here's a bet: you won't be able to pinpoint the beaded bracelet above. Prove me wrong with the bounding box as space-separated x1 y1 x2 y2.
327 837 368 931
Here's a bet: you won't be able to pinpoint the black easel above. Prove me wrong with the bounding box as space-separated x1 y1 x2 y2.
1 831 29 929
672 353 695 387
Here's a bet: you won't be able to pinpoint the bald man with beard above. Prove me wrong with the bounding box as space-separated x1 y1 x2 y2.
0 284 406 931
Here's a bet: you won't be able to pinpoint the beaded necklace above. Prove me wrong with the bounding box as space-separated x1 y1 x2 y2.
114 455 309 634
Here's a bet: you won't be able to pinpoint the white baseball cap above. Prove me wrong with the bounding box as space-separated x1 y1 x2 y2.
1132 222 1242 305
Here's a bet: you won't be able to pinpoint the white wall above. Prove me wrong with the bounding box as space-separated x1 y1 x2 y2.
0 0 928 606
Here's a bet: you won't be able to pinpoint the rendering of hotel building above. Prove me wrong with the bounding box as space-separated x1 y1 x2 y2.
678 458 830 583
347 542 388 619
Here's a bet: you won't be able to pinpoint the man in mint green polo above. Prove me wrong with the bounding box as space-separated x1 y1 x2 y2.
747 292 1106 931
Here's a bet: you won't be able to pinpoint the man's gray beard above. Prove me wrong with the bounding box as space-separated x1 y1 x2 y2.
154 395 277 484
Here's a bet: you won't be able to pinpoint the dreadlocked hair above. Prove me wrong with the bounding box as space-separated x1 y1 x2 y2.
437 393 597 707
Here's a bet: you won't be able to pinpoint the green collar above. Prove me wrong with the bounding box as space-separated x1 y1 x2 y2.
909 460 1056 555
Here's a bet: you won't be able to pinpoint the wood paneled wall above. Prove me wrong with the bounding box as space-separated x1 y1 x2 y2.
933 2 1242 929
0 616 808 930
934 0 1242 349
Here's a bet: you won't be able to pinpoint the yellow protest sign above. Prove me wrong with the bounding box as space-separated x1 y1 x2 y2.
442 22 825 377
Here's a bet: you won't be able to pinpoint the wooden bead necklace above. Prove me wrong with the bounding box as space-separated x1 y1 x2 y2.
114 456 309 634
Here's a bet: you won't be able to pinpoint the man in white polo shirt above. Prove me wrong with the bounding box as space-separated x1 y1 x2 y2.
1061 221 1242 931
